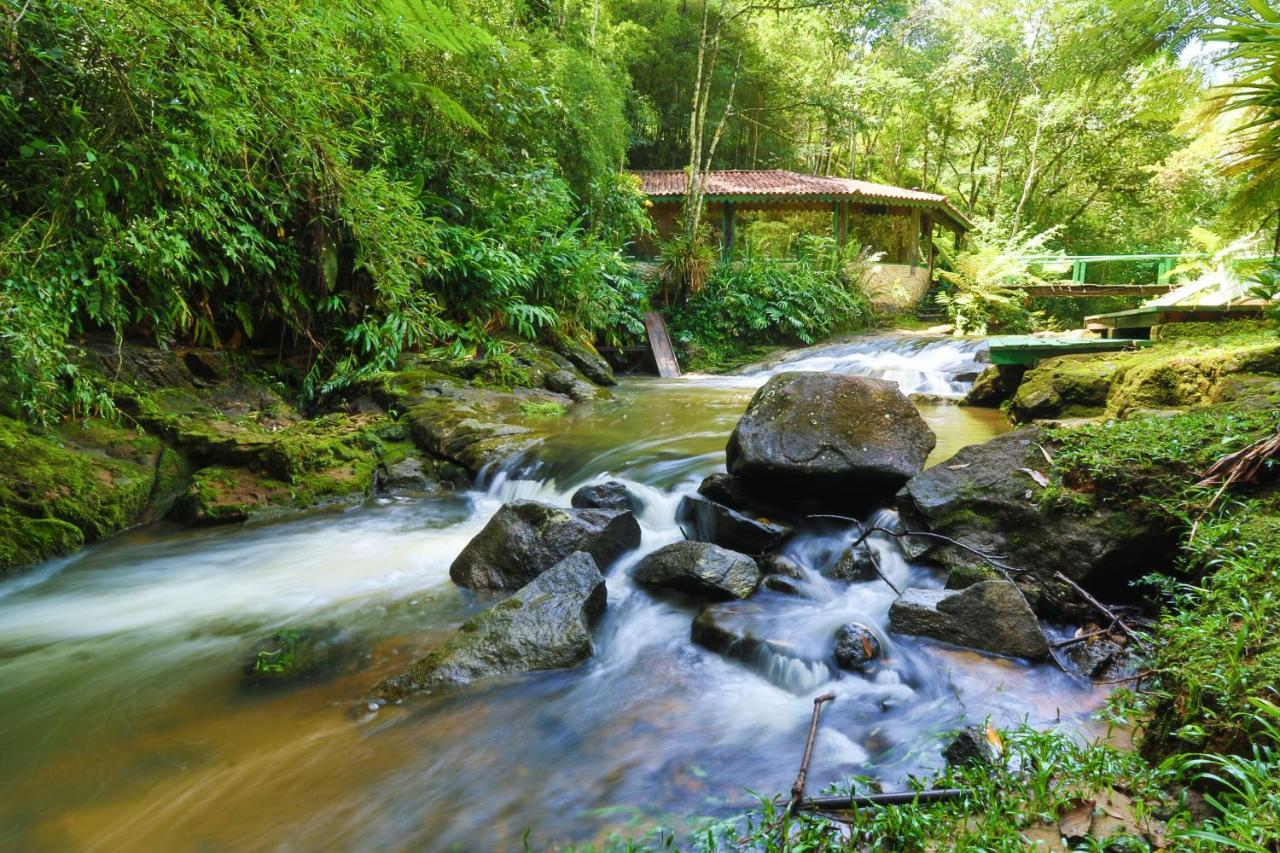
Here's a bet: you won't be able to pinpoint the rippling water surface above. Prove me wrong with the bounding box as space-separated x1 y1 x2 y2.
0 335 1105 851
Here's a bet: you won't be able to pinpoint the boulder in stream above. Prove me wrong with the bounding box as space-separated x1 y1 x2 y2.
726 372 936 511
944 726 998 769
692 598 829 690
372 552 607 698
832 622 881 671
675 494 789 555
897 427 1173 612
632 541 761 600
823 543 877 582
450 500 640 591
571 480 641 513
888 580 1049 659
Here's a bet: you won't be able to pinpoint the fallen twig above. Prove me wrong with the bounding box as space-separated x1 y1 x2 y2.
1051 571 1149 651
788 692 836 812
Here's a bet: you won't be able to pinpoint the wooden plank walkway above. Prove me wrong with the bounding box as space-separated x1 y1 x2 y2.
1084 305 1265 337
643 310 681 377
986 336 1153 367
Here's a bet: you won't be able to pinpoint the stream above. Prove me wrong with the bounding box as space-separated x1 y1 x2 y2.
0 335 1109 851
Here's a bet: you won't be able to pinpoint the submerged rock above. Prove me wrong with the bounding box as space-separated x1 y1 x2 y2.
726 372 936 512
373 552 606 698
832 622 881 670
691 598 825 686
545 369 603 403
243 626 365 686
632 541 761 600
675 494 789 555
888 580 1049 659
897 427 1171 608
571 481 641 513
757 552 804 579
450 500 640 591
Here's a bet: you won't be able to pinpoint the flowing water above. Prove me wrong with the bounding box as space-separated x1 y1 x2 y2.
0 335 1106 851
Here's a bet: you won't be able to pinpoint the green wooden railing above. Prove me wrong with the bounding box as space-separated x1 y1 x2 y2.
1018 253 1269 287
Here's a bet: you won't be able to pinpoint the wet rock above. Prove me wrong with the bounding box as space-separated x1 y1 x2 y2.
897 427 1172 611
675 495 789 555
372 552 606 697
757 552 804 579
450 500 641 591
697 472 761 513
832 623 881 670
632 541 761 600
551 335 616 386
824 544 877 582
726 372 936 512
762 575 804 596
944 726 998 768
1008 354 1119 422
1063 631 1129 680
376 457 439 495
243 626 365 686
961 365 1022 407
571 481 641 513
545 369 602 403
888 580 1049 659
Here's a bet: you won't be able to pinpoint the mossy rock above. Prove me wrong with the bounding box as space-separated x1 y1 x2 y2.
243 626 367 687
1007 354 1118 422
0 415 167 574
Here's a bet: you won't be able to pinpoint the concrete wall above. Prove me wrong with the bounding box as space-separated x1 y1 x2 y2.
862 262 930 313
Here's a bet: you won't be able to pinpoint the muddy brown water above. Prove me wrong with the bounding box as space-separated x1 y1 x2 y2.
0 336 1110 851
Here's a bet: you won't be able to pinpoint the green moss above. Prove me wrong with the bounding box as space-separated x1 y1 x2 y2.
519 401 567 418
0 415 161 573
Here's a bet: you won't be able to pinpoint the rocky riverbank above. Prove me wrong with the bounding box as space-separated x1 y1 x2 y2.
0 337 616 575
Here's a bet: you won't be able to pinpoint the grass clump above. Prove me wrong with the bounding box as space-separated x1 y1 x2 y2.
520 401 568 418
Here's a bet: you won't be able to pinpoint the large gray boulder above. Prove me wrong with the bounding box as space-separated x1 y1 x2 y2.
726 372 936 511
676 495 789 555
450 500 640 590
632 541 761 599
372 552 606 698
897 427 1172 612
888 580 1049 659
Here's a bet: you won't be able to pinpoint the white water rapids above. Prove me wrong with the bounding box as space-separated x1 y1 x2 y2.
0 335 1103 851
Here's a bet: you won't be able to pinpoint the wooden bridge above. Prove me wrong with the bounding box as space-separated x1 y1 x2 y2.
1015 252 1266 297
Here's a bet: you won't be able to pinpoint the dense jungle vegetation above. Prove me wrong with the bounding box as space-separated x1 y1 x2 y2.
1 0 1270 419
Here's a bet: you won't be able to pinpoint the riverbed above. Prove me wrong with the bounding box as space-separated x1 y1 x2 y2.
0 335 1108 850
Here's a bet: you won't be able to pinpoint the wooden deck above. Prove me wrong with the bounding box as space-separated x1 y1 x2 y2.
986 336 1153 367
1084 305 1265 338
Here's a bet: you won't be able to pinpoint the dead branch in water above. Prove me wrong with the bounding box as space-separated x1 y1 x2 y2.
788 692 836 811
799 788 967 813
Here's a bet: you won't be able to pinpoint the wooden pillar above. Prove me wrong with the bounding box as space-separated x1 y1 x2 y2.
909 208 921 271
837 202 849 248
721 202 735 261
922 213 935 283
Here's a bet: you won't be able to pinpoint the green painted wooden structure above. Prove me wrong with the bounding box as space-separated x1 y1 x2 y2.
986 336 1154 367
1084 305 1267 338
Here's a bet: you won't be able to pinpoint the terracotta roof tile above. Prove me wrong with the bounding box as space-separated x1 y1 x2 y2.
631 169 971 228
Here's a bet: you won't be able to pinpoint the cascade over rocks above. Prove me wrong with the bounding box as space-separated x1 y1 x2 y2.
372 552 606 699
897 427 1171 611
571 481 641 513
726 372 935 512
632 541 761 599
450 500 640 591
888 580 1050 659
675 494 789 555
824 543 877 582
691 598 826 684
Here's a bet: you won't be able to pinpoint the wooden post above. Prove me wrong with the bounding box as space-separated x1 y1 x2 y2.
836 202 849 248
720 202 735 261
923 213 935 283
909 208 921 271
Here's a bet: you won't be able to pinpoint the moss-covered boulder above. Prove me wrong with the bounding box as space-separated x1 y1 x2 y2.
242 626 367 686
1007 323 1280 424
0 415 174 574
727 372 936 512
898 427 1173 614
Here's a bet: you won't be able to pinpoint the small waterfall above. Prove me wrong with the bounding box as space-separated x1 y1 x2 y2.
734 335 988 397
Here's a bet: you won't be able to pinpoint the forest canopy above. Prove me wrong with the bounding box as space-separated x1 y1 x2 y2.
0 0 1265 419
